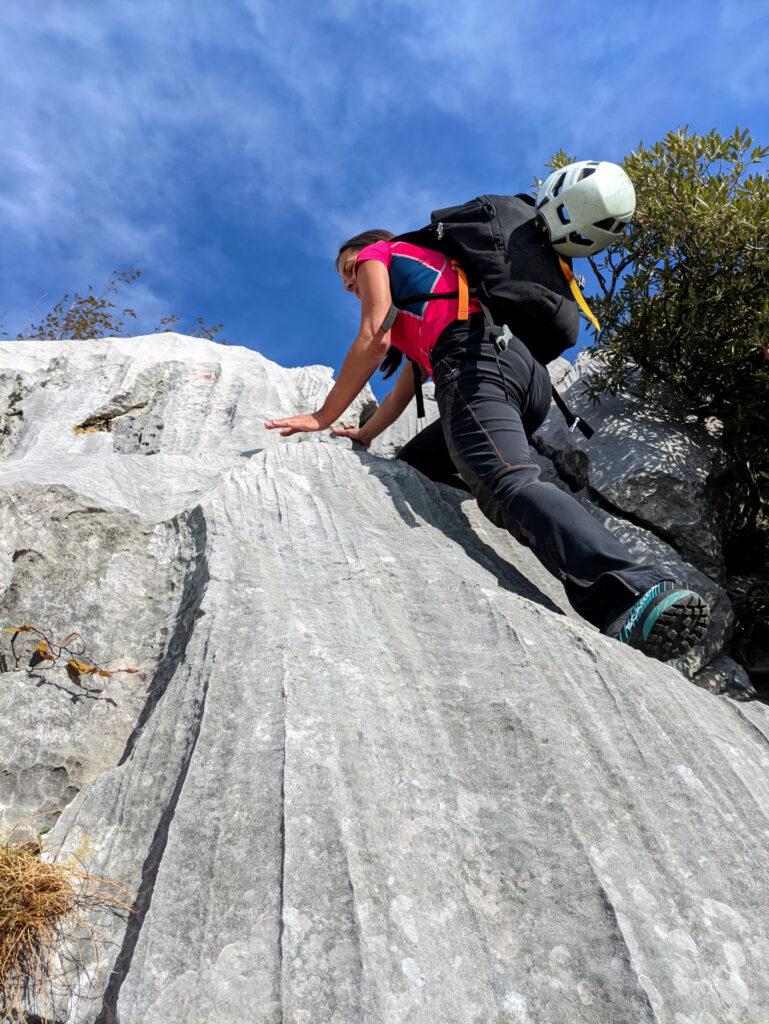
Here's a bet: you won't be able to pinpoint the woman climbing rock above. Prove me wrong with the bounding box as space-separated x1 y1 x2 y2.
265 163 710 662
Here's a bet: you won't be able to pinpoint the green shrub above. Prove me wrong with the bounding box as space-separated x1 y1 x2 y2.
21 268 227 344
551 128 769 665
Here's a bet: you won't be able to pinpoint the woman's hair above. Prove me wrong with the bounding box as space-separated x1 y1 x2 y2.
336 228 402 379
336 229 394 264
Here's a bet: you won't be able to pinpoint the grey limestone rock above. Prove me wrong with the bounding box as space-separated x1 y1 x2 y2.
0 483 200 836
534 353 724 578
369 380 441 459
692 654 757 701
545 355 572 388
576 494 732 676
0 336 766 1024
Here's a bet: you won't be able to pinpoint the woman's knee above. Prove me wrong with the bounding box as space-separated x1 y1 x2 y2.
492 461 542 504
454 455 542 526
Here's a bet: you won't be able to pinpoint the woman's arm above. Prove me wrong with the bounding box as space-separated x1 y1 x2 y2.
265 261 393 437
332 360 417 446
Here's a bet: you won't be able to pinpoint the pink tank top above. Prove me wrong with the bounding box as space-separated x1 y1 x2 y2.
355 240 480 375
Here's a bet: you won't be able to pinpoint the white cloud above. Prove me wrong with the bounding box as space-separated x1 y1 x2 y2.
1 0 765 337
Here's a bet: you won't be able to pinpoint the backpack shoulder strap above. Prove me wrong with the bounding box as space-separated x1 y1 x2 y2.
551 386 594 439
377 305 400 336
411 360 425 418
375 306 425 419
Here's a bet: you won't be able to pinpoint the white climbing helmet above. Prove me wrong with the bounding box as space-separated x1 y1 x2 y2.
536 160 636 257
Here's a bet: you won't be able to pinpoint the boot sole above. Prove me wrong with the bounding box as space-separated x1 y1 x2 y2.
639 593 711 661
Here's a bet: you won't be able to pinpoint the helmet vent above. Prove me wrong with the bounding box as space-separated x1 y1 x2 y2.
593 217 615 230
552 172 567 197
578 167 596 180
556 204 571 226
568 231 593 247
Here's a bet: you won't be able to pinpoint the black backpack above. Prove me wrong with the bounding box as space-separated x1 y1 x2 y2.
396 193 580 364
384 193 593 436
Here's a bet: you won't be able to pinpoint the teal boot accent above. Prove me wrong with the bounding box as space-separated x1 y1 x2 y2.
606 581 710 662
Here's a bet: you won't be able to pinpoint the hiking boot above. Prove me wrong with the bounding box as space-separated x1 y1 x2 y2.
606 580 710 662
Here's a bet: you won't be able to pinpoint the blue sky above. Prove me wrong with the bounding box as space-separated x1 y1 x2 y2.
2 0 768 399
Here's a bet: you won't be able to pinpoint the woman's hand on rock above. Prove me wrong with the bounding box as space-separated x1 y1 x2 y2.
331 426 372 447
264 412 329 437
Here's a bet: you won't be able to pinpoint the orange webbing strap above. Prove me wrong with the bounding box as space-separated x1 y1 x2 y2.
451 260 470 320
558 256 601 333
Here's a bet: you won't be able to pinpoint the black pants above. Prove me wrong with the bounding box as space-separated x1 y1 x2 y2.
397 315 668 632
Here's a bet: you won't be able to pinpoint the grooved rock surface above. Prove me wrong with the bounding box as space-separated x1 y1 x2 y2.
0 484 190 828
0 336 767 1024
370 381 441 458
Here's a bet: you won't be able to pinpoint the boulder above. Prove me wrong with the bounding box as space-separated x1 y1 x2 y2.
0 337 766 1024
534 353 724 579
692 654 757 701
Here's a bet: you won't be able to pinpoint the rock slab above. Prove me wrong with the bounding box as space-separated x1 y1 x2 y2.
0 337 765 1024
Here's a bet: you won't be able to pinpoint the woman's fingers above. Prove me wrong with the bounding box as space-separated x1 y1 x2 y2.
265 417 302 430
264 417 296 428
331 427 371 447
264 412 326 435
264 417 372 445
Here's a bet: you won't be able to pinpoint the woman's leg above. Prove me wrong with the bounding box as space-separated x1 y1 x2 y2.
396 417 470 492
432 322 674 633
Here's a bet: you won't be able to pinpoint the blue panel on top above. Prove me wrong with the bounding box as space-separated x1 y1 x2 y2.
389 254 441 318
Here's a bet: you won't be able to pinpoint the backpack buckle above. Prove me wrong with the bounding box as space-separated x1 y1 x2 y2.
493 324 512 354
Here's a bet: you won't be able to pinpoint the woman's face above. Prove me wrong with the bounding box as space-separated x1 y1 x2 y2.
337 248 361 299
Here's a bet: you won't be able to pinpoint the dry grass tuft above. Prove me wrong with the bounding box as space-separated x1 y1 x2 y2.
0 822 134 1020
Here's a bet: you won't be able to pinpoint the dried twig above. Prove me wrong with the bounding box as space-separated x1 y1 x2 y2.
3 625 138 682
0 818 135 1020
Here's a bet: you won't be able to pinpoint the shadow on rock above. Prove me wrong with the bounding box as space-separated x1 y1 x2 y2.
352 446 565 619
30 670 118 707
